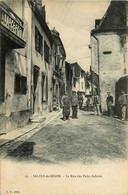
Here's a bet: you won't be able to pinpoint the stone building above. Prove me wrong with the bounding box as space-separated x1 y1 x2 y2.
0 0 31 133
51 28 66 110
28 0 53 116
65 61 73 99
85 71 92 96
70 62 86 95
90 1 128 113
0 0 66 133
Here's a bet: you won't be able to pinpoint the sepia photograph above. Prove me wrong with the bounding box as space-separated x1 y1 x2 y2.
0 0 128 194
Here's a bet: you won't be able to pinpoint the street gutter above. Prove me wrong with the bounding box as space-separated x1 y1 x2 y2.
0 111 62 152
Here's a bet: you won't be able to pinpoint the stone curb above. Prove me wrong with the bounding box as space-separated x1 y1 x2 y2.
0 110 62 149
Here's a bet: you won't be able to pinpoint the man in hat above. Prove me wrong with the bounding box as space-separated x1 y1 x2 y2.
78 93 83 110
71 91 78 119
118 91 127 120
106 92 113 117
61 91 71 121
92 91 101 116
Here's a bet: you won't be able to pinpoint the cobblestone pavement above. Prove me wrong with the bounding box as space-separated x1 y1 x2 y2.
4 110 128 165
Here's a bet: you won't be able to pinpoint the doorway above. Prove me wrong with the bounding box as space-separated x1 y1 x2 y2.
0 47 5 102
33 66 39 114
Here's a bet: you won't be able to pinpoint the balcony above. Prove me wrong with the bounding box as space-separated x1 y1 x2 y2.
0 2 25 49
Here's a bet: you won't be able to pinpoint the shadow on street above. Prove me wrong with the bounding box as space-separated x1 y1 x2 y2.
5 111 128 165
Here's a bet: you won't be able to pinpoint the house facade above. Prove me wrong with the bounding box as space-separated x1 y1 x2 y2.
28 0 53 115
85 71 92 96
0 0 67 133
70 62 86 95
65 61 73 99
51 28 66 109
90 1 128 113
0 0 31 133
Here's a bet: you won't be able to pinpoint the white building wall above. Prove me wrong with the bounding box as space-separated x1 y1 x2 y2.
31 13 53 115
0 0 32 132
72 71 85 93
91 32 126 112
91 35 98 75
79 76 85 93
125 4 128 75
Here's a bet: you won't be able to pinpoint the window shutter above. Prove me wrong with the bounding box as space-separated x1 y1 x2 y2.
75 67 80 77
42 73 45 101
14 74 27 94
46 76 48 101
22 76 27 94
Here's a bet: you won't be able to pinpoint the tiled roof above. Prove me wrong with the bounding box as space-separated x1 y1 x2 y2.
51 29 66 57
92 1 127 33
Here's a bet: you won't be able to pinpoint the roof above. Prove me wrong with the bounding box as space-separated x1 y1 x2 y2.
28 0 54 46
51 29 66 58
70 62 85 72
92 1 127 34
118 75 128 82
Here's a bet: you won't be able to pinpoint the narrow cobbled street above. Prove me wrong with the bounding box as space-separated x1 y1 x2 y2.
7 110 128 165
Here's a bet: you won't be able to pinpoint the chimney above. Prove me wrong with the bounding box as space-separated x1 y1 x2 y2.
36 0 42 7
95 19 101 28
40 5 46 20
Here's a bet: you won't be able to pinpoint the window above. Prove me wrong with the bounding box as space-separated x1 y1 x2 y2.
81 82 84 89
46 76 48 100
35 26 42 54
73 78 77 87
74 66 80 77
56 54 60 67
0 51 5 102
81 71 84 78
103 51 112 55
42 73 48 102
14 74 27 94
44 41 49 63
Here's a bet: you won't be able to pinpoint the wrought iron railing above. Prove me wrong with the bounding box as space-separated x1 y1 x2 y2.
0 6 23 39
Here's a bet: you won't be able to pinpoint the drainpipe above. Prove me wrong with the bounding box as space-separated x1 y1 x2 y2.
30 4 33 114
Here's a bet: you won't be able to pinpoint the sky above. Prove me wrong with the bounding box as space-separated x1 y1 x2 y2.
43 0 110 72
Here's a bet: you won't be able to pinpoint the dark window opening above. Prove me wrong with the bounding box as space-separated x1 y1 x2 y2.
56 54 60 66
46 76 48 100
73 78 77 87
74 67 80 77
81 82 83 89
103 51 112 55
14 74 27 94
0 51 5 102
35 26 43 54
81 71 84 78
44 41 49 63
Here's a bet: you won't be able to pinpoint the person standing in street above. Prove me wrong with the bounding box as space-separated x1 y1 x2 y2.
86 97 91 111
78 93 83 110
92 91 101 116
106 92 113 117
61 91 71 121
118 91 127 121
71 91 78 119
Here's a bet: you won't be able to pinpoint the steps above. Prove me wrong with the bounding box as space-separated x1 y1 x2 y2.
30 110 61 123
30 113 46 123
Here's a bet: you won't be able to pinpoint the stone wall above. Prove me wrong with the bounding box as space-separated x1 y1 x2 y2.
0 0 32 133
31 12 53 115
91 32 126 112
